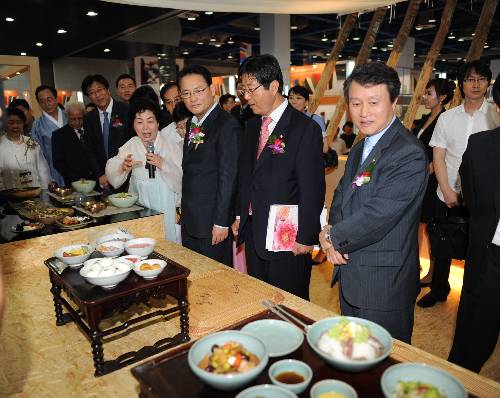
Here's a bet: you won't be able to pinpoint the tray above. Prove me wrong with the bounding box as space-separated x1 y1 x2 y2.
47 190 100 205
9 200 74 224
55 215 95 230
73 204 144 218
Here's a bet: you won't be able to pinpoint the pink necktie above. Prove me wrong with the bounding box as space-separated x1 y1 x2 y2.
257 116 273 159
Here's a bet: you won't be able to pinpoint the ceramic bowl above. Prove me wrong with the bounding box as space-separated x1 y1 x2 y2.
268 359 313 395
125 237 156 257
306 316 392 372
187 330 269 391
310 379 358 398
236 384 298 398
107 192 139 208
96 232 135 245
72 179 96 194
79 258 133 289
54 244 93 267
380 363 467 398
133 259 167 279
96 241 125 257
118 254 142 264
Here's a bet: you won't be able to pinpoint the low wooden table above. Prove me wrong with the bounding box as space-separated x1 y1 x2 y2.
45 252 190 376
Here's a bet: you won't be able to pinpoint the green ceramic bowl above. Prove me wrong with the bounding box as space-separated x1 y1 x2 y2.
310 379 358 398
107 192 139 208
380 363 467 398
71 179 96 194
236 384 298 398
269 359 312 395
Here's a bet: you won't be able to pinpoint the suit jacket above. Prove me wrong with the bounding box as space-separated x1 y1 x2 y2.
329 118 428 311
231 104 257 128
83 100 131 178
52 124 94 186
459 126 500 291
237 104 325 260
181 105 240 238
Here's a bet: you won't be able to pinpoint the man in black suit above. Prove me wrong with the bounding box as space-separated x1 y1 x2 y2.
81 74 132 190
449 75 500 372
52 102 94 186
232 55 325 300
179 65 240 266
231 80 256 128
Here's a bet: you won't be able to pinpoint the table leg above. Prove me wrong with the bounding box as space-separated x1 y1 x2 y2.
91 331 105 376
50 283 68 326
179 299 189 342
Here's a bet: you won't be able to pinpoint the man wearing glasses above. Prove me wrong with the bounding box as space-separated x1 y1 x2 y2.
179 65 240 266
81 74 131 191
418 60 500 308
232 54 325 300
31 85 67 186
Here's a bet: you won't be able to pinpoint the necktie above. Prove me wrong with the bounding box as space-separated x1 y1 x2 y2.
361 138 373 163
257 116 273 159
76 129 84 142
103 111 110 159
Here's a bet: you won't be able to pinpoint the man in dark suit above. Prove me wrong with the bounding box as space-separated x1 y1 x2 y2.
81 74 131 190
52 102 94 186
179 65 240 266
319 62 428 343
232 54 325 300
231 80 256 128
448 75 500 372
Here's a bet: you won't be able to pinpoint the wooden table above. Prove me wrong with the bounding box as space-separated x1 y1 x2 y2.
1 224 499 397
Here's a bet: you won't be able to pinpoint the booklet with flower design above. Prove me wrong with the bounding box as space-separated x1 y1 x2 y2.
266 205 326 252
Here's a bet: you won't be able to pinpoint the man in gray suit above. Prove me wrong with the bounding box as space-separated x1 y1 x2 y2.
319 62 428 343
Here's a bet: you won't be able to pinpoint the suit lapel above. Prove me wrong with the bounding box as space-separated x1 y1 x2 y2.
186 105 220 155
253 105 292 174
492 129 500 219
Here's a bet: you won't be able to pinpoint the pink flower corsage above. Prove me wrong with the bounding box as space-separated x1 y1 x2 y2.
352 158 376 189
267 133 286 155
111 115 124 128
188 123 205 149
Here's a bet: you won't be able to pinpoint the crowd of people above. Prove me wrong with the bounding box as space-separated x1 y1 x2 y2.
0 54 498 373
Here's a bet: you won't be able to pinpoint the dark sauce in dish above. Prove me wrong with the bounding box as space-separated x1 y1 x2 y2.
275 371 304 384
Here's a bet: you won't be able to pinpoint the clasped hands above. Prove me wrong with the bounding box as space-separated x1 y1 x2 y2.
121 153 164 173
319 225 349 265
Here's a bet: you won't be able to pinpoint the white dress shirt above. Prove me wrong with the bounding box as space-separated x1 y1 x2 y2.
264 98 288 136
98 98 114 129
191 102 218 126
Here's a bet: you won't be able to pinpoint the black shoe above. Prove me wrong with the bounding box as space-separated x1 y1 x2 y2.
417 292 447 308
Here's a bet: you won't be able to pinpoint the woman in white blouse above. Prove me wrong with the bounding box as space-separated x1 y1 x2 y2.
0 108 51 190
106 98 182 241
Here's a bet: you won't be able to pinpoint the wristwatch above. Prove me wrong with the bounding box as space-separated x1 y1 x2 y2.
324 229 331 243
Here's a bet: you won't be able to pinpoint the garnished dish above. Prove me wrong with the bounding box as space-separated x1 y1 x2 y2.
198 341 260 375
393 381 446 398
62 246 90 257
16 199 75 224
133 259 167 279
11 222 44 233
128 243 151 249
97 243 121 253
125 238 156 256
96 241 125 257
61 215 91 225
54 244 94 266
316 318 384 361
80 257 133 289
139 262 161 271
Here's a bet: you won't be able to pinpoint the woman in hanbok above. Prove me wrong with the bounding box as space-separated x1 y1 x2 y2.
0 108 51 190
106 98 182 241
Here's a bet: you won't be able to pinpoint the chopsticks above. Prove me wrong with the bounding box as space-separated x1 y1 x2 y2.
261 300 310 335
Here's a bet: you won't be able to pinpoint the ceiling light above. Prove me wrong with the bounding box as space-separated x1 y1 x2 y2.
472 33 475 36
204 11 214 15
36 42 43 47
338 54 342 58
457 57 462 61
86 11 98 17
321 34 328 42
158 53 166 57
227 37 234 44
372 46 378 49
388 44 393 48
20 52 26 56
103 48 110 52
16 72 20 75
227 54 233 59
289 48 295 52
254 27 260 31
353 36 360 41
442 58 446 61
484 44 489 48
183 51 189 55
214 43 222 47
290 25 298 30
187 17 196 21
57 29 67 34
197 41 204 45
331 39 336 43
428 18 436 23
209 36 216 42
458 38 464 42
312 55 318 58
415 26 423 31
414 53 416 56
5 17 14 22
448 33 455 39
6 76 10 80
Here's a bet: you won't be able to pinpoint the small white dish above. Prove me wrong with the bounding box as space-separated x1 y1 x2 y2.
133 259 167 279
125 237 156 256
96 241 125 257
54 244 93 266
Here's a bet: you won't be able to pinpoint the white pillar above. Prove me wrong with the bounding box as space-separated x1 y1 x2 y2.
397 37 415 95
259 14 291 89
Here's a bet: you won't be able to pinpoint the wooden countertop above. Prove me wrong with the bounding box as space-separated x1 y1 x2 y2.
0 217 498 397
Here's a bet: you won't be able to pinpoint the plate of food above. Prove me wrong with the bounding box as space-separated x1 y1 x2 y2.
56 215 94 230
11 221 44 234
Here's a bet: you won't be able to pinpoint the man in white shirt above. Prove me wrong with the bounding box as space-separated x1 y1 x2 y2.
419 60 500 307
449 74 500 372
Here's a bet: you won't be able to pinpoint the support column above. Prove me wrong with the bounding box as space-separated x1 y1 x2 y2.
260 14 291 89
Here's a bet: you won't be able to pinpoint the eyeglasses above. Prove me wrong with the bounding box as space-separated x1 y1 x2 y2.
180 86 208 100
87 86 107 97
463 77 488 84
237 84 263 97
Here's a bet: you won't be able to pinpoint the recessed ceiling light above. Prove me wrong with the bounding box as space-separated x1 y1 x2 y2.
458 38 464 42
214 43 222 47
388 44 394 48
321 34 328 42
227 37 234 44
183 51 189 55
103 48 110 53
312 55 318 58
209 36 216 42
484 44 489 48
353 36 360 41
187 17 196 21
197 41 204 45
416 26 423 31
338 54 342 58
472 33 475 36
20 52 26 56
331 39 336 43
57 29 67 34
227 54 233 59
442 58 446 61
448 34 455 39
414 53 416 56
457 57 462 61
428 18 436 23
372 46 378 49
36 42 43 47
290 25 298 30
158 53 166 57
204 11 214 15
254 27 260 31
5 17 14 22
290 48 295 52
87 11 98 17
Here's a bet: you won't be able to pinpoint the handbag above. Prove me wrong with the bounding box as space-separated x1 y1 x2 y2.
427 216 469 260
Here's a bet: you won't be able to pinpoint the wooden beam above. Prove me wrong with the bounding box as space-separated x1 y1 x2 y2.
449 0 499 107
403 0 457 130
326 7 387 140
386 0 423 68
308 13 357 113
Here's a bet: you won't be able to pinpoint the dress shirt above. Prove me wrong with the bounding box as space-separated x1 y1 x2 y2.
429 100 500 202
98 98 114 131
361 116 396 163
191 102 218 126
492 220 500 246
74 128 84 140
264 98 288 136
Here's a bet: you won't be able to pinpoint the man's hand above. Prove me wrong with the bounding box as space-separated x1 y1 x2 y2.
319 225 333 250
443 188 459 208
231 219 240 238
99 174 109 188
325 246 348 265
292 242 314 256
212 225 228 245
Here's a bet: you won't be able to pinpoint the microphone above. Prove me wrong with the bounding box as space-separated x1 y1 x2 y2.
146 141 156 178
